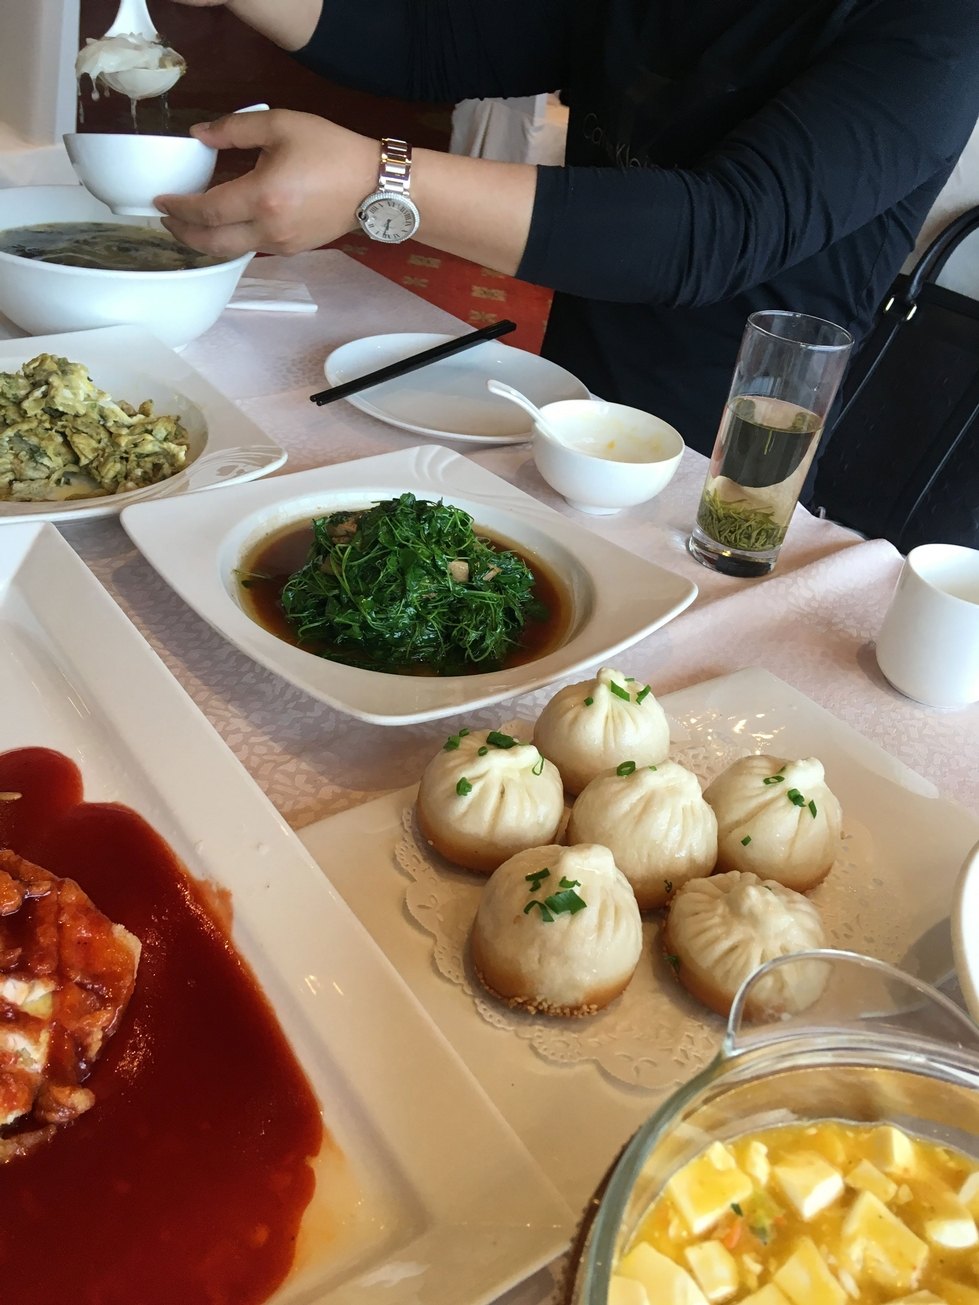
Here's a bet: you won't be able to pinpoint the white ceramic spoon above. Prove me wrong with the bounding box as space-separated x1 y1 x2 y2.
486 378 564 441
97 0 186 99
103 0 159 40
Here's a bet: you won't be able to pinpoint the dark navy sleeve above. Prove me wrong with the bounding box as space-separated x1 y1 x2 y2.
519 0 979 304
294 0 572 101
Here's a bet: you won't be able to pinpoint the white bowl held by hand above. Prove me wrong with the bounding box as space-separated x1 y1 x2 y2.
64 131 216 217
531 398 684 514
0 185 252 349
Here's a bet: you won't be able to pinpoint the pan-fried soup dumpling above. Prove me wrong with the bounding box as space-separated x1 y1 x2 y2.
704 755 843 892
533 667 670 796
565 760 717 909
470 843 642 1016
663 871 828 1019
416 727 564 875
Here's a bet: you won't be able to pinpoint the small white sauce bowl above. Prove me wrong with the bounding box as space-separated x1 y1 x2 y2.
64 131 217 217
531 399 684 514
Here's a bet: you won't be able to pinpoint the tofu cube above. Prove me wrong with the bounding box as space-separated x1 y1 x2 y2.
958 1172 979 1216
772 1151 845 1221
883 1293 948 1304
846 1159 899 1204
740 1288 792 1305
773 1235 848 1305
609 1275 651 1305
683 1241 740 1302
667 1142 754 1236
744 1140 771 1187
922 1187 978 1250
841 1191 929 1293
616 1243 709 1305
868 1126 916 1176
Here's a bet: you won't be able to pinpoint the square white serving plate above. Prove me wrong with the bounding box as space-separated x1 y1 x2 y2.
0 522 574 1305
298 667 979 1216
120 444 698 725
0 325 286 522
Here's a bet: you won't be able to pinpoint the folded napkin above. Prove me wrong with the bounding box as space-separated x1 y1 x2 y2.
228 277 318 312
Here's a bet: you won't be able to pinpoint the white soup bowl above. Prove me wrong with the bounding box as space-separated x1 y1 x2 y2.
0 185 252 349
531 398 684 514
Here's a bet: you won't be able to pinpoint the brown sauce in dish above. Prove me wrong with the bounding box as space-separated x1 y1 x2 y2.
237 518 571 675
0 747 323 1305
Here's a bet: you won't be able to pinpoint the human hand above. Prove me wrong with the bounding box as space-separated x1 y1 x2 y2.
156 109 377 257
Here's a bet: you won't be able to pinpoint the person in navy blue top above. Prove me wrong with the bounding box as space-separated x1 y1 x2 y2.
162 0 979 453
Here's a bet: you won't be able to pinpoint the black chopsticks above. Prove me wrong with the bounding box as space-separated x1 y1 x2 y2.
309 319 517 406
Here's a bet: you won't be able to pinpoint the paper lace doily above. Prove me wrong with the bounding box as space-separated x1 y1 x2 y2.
395 718 914 1092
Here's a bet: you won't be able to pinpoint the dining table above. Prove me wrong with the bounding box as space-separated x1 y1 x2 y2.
4 246 979 1305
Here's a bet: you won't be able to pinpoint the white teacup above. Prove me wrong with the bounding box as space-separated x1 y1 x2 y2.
875 543 979 708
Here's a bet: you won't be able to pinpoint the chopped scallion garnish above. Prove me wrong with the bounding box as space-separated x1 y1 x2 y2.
616 760 637 776
477 745 489 756
455 777 473 797
808 799 818 818
543 887 588 916
636 685 651 704
763 774 785 785
523 899 554 922
583 695 594 706
525 867 551 892
610 682 630 701
486 730 518 749
741 834 752 845
787 787 807 807
532 756 544 776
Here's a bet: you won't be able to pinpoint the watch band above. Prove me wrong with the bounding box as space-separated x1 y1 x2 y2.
377 138 413 198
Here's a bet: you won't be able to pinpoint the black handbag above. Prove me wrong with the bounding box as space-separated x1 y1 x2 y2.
810 206 979 552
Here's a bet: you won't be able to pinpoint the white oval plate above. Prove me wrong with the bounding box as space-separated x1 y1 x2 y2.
323 331 589 444
120 443 698 726
0 325 286 522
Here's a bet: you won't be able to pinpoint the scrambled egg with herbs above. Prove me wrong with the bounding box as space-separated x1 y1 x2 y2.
0 353 189 502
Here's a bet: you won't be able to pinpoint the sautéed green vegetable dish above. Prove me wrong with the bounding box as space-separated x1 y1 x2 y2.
278 493 546 674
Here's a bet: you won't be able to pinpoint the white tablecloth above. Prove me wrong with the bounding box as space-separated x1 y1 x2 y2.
43 249 979 830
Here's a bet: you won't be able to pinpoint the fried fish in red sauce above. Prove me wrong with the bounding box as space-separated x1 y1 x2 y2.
0 847 140 1152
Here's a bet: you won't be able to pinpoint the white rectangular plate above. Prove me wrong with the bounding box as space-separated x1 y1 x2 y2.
298 667 979 1219
0 325 286 521
0 522 573 1305
120 443 698 725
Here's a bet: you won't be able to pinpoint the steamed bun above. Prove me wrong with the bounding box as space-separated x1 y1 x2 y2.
566 760 717 908
663 871 828 1019
470 844 643 1016
416 727 564 874
533 667 670 795
704 755 842 891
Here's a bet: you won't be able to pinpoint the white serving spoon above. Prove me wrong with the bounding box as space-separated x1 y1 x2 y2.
102 0 159 40
96 0 186 100
486 378 563 441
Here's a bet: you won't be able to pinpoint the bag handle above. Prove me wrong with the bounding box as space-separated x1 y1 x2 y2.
835 204 979 422
903 204 979 307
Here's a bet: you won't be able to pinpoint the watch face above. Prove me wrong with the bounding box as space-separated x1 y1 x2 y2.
358 195 419 244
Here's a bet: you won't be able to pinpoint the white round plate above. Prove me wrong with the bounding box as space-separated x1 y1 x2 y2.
323 332 589 444
953 838 979 1023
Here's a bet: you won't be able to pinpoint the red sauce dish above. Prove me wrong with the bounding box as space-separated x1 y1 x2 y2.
0 747 324 1305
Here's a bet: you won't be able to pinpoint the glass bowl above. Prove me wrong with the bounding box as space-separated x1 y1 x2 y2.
565 950 979 1303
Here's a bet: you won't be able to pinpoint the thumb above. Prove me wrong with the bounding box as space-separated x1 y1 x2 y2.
190 108 276 150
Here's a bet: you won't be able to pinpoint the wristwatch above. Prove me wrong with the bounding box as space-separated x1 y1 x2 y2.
356 137 421 244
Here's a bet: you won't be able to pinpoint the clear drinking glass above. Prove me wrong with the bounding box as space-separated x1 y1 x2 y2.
566 951 979 1305
688 311 853 577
